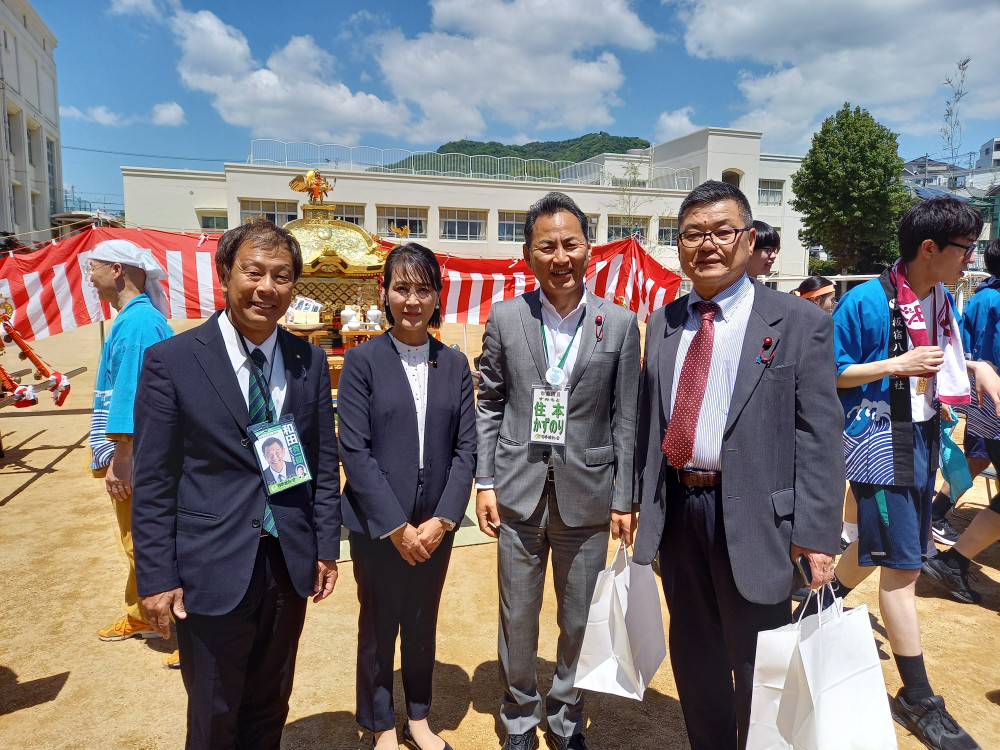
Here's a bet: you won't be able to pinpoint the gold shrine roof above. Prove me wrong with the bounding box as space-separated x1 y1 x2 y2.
284 205 388 277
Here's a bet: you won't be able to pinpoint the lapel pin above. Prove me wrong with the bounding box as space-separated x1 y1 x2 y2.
757 336 776 364
595 315 604 342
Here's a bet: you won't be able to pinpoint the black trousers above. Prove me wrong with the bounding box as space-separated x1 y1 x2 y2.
176 536 307 750
350 526 454 732
658 479 790 750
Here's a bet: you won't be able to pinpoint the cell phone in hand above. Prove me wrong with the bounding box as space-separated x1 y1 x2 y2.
795 554 813 586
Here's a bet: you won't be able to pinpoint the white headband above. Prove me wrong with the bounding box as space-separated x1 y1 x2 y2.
90 239 169 316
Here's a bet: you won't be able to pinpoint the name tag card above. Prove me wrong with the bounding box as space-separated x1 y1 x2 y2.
530 384 568 445
248 416 312 495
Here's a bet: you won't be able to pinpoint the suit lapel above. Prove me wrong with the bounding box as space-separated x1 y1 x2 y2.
568 293 600 391
657 298 689 427
193 314 252 430
380 332 422 444
424 337 446 465
724 287 782 434
520 291 547 381
277 328 304 417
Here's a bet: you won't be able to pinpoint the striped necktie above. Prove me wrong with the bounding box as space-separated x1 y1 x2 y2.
248 348 278 537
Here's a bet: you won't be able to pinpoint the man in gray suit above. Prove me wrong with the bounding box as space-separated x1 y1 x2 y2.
477 191 640 750
632 181 844 750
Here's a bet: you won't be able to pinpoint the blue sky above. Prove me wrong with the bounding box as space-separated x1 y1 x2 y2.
48 0 1000 208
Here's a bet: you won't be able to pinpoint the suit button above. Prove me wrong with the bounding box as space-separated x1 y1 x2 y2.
252 519 261 528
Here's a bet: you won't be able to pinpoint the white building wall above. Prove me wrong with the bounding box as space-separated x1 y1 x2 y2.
0 0 60 242
122 167 229 230
121 128 810 288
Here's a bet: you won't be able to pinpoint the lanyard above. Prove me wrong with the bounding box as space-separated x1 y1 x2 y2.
541 309 585 371
236 327 275 424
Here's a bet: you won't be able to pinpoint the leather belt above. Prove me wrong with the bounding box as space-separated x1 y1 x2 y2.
675 468 722 487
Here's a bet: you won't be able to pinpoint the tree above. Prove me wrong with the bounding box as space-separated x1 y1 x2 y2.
941 57 971 186
790 103 912 273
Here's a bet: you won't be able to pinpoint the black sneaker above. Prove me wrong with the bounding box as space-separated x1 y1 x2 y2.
922 557 982 604
891 691 982 750
932 519 961 546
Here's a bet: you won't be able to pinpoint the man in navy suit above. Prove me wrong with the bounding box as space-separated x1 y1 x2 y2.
132 219 341 750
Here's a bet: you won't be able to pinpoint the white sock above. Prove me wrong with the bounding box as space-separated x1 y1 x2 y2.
841 522 859 544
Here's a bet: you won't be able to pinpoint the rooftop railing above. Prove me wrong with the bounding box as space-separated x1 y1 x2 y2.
246 139 695 190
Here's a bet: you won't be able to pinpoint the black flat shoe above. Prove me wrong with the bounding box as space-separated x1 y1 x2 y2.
403 721 454 750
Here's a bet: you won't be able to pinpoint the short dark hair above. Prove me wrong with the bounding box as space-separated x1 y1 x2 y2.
897 196 983 263
984 238 1000 278
216 218 303 281
261 436 284 454
793 275 833 295
381 242 443 328
678 180 753 228
752 220 780 251
524 192 589 248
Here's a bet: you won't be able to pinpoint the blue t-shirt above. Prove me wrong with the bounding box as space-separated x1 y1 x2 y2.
89 293 173 472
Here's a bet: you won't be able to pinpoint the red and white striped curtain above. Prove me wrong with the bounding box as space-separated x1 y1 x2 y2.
438 238 681 325
0 227 221 341
1 229 680 342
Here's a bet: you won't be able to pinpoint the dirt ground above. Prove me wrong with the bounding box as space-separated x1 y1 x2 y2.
2 321 999 749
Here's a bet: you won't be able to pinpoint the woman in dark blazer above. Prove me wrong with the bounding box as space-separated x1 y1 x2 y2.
338 243 476 750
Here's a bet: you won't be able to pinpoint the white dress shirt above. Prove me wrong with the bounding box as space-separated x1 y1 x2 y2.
218 312 287 418
669 274 754 471
538 290 587 380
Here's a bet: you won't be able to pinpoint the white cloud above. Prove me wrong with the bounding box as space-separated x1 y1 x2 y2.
376 0 657 142
654 107 702 142
61 101 185 127
665 0 1000 155
108 0 160 17
60 105 128 126
167 9 410 143
150 101 186 126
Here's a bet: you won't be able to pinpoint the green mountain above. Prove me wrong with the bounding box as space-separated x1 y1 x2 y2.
436 133 651 162
373 132 650 180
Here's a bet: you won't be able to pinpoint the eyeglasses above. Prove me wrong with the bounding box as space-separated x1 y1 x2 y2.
942 241 977 260
678 226 752 249
754 246 779 256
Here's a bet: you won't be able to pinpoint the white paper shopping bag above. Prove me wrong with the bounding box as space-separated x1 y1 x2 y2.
573 544 666 700
747 588 897 750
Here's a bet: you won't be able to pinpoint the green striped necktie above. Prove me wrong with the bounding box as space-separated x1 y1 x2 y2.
249 348 278 537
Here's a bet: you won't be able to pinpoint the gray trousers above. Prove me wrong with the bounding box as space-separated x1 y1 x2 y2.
497 476 610 737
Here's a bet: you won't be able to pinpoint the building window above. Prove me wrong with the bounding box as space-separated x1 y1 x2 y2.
722 170 741 189
46 139 57 214
587 215 598 243
239 199 298 226
608 215 646 242
200 215 228 231
758 180 783 206
657 218 678 246
6 115 13 154
377 206 427 237
440 209 486 241
331 203 364 226
25 128 34 166
498 211 526 242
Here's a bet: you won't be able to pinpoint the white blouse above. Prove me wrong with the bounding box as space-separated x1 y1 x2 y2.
393 336 430 469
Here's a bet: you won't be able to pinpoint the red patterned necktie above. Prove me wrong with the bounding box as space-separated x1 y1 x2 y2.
662 301 718 468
